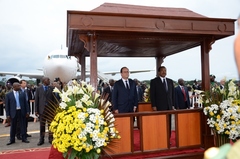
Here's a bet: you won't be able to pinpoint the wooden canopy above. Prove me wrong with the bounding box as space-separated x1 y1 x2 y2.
66 2 235 90
66 3 235 149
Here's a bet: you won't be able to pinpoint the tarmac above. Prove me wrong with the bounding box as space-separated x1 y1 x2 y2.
0 118 51 152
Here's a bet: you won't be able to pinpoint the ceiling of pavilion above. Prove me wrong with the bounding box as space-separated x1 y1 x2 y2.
66 3 235 58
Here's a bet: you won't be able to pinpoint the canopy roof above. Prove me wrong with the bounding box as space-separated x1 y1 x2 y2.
67 3 235 58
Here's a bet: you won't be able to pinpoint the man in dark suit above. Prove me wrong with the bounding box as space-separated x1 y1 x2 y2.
150 66 175 140
16 80 32 139
35 77 56 146
174 78 190 109
5 82 30 145
112 67 138 113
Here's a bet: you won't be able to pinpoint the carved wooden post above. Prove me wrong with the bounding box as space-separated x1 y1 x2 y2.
89 32 98 90
201 37 215 149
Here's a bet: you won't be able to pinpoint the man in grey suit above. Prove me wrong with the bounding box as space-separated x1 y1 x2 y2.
5 82 30 145
112 67 138 113
35 77 56 146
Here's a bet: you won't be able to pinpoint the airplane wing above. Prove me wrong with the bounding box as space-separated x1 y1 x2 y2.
0 71 44 79
103 69 154 76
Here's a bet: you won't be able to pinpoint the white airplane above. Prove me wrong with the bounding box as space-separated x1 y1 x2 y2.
0 49 153 85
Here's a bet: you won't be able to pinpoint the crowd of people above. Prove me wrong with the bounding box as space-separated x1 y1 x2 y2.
0 67 233 147
0 77 62 146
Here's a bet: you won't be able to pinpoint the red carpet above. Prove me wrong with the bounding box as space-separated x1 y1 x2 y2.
0 147 51 159
0 131 203 159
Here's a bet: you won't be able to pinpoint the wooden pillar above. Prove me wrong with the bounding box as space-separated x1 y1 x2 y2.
201 37 215 149
155 56 165 76
80 54 86 81
89 32 98 90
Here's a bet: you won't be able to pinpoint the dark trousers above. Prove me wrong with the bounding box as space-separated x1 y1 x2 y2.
0 103 3 115
10 110 26 142
39 113 53 142
168 114 172 138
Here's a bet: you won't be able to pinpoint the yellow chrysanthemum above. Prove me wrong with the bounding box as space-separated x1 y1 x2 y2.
49 80 120 159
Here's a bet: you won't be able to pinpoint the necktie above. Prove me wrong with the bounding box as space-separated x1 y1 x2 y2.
15 91 20 109
125 81 130 89
181 86 187 101
163 78 168 91
44 86 48 92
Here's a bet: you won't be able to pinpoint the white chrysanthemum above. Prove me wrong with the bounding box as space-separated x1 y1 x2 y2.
89 114 97 123
85 125 93 133
78 112 86 121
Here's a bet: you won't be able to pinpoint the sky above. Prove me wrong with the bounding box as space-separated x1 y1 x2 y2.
0 0 239 83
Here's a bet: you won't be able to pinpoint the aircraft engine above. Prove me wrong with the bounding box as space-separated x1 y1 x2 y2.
6 76 22 85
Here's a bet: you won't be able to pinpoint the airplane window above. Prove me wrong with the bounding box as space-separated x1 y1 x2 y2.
51 55 59 58
60 55 66 58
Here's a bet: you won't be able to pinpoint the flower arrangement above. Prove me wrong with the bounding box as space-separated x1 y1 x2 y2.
196 79 240 141
143 88 150 102
49 80 120 159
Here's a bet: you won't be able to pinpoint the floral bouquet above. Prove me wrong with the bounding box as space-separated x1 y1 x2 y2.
49 80 120 159
197 79 240 141
143 88 150 102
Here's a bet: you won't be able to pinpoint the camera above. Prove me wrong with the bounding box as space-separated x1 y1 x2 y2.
54 77 60 82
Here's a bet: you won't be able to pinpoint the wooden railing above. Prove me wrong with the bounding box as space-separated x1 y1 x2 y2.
0 100 206 158
104 108 205 158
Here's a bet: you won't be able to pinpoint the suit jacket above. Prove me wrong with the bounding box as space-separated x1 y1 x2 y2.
35 85 56 115
174 85 190 109
136 85 143 102
112 78 138 113
5 90 29 118
27 88 35 100
103 86 113 103
150 77 175 110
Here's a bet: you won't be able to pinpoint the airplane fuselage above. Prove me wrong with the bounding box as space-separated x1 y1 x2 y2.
43 50 78 83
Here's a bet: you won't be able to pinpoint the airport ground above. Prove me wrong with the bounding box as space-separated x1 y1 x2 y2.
0 118 51 152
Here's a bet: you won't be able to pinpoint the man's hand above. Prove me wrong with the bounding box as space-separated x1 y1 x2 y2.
7 116 11 123
26 113 29 118
172 106 176 110
134 106 137 112
114 110 119 114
